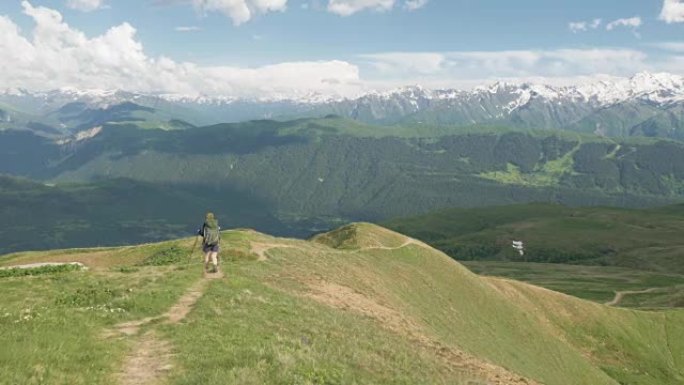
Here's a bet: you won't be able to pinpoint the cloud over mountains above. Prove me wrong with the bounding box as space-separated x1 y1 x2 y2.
66 0 106 12
190 0 287 25
660 0 684 23
327 0 428 16
2 1 684 99
2 2 362 98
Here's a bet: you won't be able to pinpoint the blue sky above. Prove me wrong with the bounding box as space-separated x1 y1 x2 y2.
0 0 683 98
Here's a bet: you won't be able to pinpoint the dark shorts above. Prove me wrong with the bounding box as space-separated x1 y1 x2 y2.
203 244 220 253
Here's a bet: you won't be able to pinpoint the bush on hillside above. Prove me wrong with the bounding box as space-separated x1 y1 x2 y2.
0 264 82 279
139 245 186 266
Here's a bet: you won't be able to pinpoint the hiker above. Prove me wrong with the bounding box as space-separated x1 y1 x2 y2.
198 212 221 273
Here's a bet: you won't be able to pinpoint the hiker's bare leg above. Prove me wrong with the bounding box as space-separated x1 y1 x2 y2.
204 251 212 271
210 252 219 271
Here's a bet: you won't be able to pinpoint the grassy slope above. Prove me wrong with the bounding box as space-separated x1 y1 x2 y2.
1 224 683 385
384 203 684 307
0 242 200 385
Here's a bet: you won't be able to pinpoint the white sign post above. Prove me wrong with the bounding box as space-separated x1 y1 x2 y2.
512 241 524 257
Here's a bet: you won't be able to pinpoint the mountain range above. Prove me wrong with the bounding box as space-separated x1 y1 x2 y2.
3 72 684 252
2 116 684 253
3 72 684 140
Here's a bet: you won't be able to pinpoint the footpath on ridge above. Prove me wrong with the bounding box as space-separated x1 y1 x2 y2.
106 271 222 385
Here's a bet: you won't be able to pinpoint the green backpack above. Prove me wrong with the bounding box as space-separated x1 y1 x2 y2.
203 219 221 246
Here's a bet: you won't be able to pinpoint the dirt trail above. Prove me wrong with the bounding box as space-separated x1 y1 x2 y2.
116 332 174 385
362 238 428 251
605 288 659 306
250 231 429 262
107 274 219 385
250 242 300 261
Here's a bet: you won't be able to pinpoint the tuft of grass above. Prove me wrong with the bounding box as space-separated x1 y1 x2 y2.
139 245 187 266
112 265 140 273
0 264 83 279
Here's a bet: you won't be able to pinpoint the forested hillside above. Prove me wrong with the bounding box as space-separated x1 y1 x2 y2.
0 176 286 254
2 117 684 253
385 203 684 273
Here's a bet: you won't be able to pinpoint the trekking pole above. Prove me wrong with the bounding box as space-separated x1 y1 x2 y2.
187 235 200 265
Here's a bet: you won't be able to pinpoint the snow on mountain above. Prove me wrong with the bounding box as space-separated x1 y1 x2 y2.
3 71 684 140
3 72 683 109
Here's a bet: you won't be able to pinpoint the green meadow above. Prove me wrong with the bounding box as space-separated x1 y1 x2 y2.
0 225 682 385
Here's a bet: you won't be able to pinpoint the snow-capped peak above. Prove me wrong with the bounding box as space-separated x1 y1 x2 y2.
2 72 684 109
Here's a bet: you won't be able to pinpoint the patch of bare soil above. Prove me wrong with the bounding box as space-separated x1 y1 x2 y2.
104 279 211 339
305 279 540 385
106 277 213 385
102 317 158 339
605 288 659 306
249 241 299 261
116 331 174 385
2 250 121 269
163 279 210 324
361 238 429 251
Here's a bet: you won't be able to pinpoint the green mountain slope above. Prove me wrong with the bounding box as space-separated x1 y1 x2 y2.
384 203 684 306
3 118 684 254
0 176 288 255
49 102 197 133
36 119 684 210
631 104 684 140
384 203 684 272
0 224 682 385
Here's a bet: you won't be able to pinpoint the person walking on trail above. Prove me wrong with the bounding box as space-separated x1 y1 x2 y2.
198 212 221 274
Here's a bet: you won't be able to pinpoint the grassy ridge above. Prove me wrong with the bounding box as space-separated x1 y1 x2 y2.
0 242 200 384
384 203 684 308
2 224 683 384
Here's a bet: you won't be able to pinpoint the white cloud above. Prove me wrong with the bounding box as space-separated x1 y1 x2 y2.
569 21 588 33
326 0 426 15
361 49 656 87
653 42 684 52
569 18 601 33
175 26 202 31
170 0 288 25
606 16 642 31
327 0 395 16
404 0 428 11
360 52 445 74
66 0 106 12
4 2 684 98
660 0 684 23
2 2 362 99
